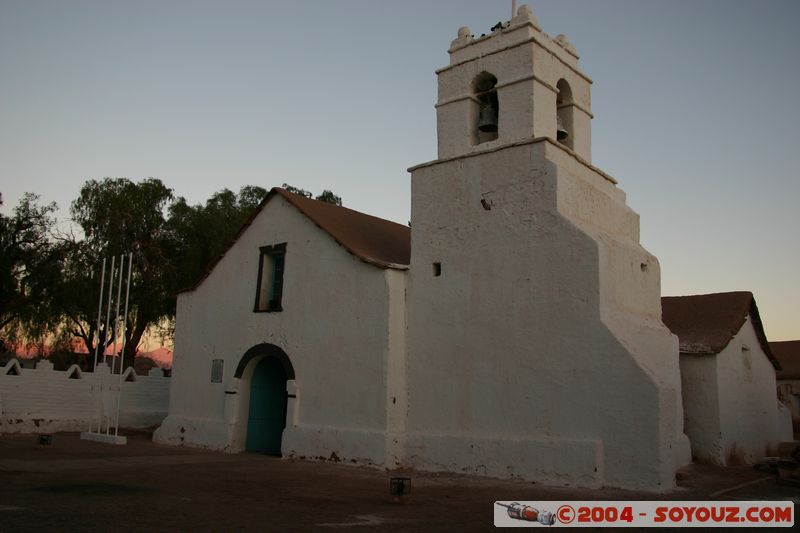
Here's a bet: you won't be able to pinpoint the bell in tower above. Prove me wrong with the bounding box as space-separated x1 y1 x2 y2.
477 100 498 133
434 4 593 160
474 72 499 141
556 115 568 141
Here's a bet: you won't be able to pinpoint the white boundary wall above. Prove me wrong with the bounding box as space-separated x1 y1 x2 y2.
0 358 170 434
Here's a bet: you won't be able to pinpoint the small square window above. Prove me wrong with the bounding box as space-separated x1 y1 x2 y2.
255 243 287 312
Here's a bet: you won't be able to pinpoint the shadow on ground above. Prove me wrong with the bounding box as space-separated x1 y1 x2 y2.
0 432 797 531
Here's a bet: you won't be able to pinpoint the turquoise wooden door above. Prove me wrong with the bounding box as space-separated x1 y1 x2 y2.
246 357 287 455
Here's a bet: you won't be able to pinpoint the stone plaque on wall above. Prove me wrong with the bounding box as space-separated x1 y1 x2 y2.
211 359 224 383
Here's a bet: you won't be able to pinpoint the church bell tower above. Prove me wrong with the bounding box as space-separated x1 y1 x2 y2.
402 4 690 491
435 5 593 161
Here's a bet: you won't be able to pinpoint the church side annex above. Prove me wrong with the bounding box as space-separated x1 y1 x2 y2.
155 5 691 491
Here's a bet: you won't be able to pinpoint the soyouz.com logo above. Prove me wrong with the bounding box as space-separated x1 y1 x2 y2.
493 501 794 527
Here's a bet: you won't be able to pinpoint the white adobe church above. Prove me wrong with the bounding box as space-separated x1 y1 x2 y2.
155 5 692 491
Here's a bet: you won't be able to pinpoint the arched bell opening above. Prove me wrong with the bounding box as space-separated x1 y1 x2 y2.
472 71 499 145
556 78 575 150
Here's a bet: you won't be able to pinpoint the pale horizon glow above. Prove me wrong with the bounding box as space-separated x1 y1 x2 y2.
1 1 798 341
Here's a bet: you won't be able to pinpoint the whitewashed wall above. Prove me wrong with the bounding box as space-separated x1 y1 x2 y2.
716 317 792 463
0 359 170 434
402 4 690 491
679 354 721 463
406 139 689 492
437 7 592 161
777 380 800 435
681 317 792 465
154 195 406 466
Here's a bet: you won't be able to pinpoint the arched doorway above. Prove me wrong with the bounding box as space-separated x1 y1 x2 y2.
245 356 288 455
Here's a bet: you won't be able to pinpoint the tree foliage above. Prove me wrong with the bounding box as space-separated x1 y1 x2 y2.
315 189 343 206
55 178 175 369
1 180 341 369
167 185 268 293
0 192 62 348
281 184 312 198
282 183 342 206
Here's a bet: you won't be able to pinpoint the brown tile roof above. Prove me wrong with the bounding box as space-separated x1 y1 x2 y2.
180 187 410 293
661 291 779 369
771 340 800 380
273 188 410 269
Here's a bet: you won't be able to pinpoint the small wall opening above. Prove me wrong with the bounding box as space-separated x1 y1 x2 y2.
254 243 286 313
556 79 574 150
472 72 499 145
432 262 442 277
742 344 753 383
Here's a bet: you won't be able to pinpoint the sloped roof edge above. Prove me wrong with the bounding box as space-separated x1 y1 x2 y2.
661 291 779 370
179 188 410 294
771 340 800 380
273 188 410 270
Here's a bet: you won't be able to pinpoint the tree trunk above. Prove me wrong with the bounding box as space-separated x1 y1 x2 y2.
123 321 147 370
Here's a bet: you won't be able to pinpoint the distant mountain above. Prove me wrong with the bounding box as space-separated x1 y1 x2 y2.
140 347 173 368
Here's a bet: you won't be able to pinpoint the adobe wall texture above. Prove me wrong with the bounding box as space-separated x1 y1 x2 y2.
777 380 800 434
679 354 721 463
681 317 792 465
154 195 406 466
715 317 792 464
405 139 689 491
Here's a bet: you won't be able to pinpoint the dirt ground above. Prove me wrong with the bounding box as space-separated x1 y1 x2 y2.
0 431 798 532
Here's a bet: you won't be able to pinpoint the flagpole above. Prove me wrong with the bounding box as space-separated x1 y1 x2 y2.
106 254 124 434
88 257 106 434
114 252 133 436
99 255 116 431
